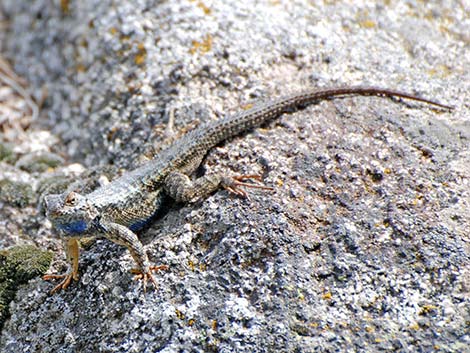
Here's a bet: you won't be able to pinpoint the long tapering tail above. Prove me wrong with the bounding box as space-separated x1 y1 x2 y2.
200 85 452 148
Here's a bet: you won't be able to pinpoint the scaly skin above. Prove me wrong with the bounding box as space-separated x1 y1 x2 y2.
43 86 452 294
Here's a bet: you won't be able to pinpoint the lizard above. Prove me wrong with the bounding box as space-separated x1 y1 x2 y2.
43 85 452 294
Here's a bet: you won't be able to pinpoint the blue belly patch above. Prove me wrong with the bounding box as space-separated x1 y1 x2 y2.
57 220 88 234
126 196 165 232
129 217 151 232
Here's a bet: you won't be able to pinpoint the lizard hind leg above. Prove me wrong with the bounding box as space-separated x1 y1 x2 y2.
164 171 273 202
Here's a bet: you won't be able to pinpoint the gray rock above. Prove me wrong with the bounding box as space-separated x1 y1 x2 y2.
1 0 468 352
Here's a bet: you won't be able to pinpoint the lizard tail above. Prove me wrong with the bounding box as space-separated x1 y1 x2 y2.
201 85 452 148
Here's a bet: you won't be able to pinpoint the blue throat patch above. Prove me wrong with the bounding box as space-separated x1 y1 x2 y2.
58 220 88 234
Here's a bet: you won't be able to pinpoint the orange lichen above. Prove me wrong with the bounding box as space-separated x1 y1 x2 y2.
134 43 147 66
197 1 211 15
190 35 213 55
188 260 196 271
60 0 70 14
175 309 185 320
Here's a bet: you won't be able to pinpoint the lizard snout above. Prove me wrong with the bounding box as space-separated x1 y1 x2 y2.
44 194 63 217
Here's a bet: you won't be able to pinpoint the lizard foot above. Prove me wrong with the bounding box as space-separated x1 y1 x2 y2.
131 265 169 293
222 174 273 198
43 272 78 294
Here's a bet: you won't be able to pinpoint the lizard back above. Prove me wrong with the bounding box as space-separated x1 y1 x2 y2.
140 85 450 186
87 86 450 228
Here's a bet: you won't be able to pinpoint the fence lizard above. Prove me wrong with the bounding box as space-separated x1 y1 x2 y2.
43 86 452 294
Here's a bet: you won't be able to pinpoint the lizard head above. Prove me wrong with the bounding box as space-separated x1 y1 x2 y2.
45 191 99 235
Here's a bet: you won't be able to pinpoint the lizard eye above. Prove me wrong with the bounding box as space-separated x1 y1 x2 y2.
64 192 77 206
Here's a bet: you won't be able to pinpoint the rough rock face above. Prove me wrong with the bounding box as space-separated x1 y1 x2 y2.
1 1 469 352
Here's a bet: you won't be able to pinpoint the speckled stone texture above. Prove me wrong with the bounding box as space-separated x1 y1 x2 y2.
1 0 469 352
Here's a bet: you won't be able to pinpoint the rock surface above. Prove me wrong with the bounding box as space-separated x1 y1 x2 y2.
1 1 469 352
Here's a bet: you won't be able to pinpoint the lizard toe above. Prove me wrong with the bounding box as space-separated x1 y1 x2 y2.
43 272 76 294
131 265 168 293
222 174 273 198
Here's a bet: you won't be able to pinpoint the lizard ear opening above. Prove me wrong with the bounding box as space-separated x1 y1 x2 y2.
64 192 78 206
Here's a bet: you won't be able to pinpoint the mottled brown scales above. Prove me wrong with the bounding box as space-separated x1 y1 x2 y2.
43 85 451 294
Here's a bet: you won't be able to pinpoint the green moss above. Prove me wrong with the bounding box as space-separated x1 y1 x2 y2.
0 179 35 207
0 245 53 330
0 245 53 280
0 143 15 163
37 175 71 196
15 152 65 173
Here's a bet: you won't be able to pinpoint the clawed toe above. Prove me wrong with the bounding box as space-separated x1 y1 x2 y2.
223 174 273 198
43 273 76 294
131 265 169 293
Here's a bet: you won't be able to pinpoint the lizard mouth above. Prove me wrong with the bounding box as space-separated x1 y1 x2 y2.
46 209 61 218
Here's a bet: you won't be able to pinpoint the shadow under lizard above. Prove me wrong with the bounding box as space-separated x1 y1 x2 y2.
43 86 452 294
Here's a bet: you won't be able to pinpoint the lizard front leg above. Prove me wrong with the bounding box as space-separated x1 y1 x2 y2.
99 220 167 292
164 171 272 202
43 238 80 294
